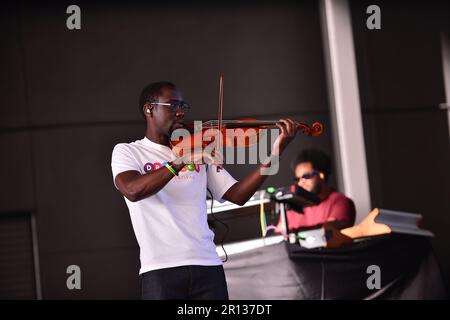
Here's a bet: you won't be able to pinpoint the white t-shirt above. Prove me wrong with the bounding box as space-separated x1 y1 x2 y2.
111 137 237 274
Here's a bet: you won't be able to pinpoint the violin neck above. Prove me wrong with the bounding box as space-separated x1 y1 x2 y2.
201 120 304 129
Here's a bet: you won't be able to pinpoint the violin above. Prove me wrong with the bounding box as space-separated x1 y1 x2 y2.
171 75 324 161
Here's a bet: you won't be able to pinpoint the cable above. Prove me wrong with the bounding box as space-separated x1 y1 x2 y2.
260 190 267 237
207 188 229 263
260 190 288 238
320 261 325 300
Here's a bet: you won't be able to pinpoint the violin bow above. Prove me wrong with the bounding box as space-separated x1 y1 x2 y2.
216 75 224 171
211 74 323 170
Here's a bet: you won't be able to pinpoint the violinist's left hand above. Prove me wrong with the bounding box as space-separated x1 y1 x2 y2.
271 118 298 156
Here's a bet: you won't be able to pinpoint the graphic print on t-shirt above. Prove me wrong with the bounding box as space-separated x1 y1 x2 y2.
143 162 201 180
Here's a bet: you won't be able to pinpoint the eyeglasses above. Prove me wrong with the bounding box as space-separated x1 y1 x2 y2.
293 170 319 181
150 100 191 113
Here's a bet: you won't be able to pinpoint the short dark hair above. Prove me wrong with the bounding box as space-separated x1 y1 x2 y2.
138 82 176 119
291 149 332 180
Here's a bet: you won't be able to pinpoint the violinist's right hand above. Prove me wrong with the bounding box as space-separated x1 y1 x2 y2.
172 147 223 168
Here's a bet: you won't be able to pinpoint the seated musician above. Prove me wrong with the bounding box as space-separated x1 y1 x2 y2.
277 149 356 232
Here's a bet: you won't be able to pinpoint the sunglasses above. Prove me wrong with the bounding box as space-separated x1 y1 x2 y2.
150 100 191 113
293 170 319 181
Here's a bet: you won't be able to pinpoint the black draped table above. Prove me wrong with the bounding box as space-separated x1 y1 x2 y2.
222 234 448 299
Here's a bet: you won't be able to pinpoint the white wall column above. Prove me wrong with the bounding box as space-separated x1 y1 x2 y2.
319 0 371 223
440 33 450 137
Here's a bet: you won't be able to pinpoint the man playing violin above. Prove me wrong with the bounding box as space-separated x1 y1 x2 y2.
111 81 300 300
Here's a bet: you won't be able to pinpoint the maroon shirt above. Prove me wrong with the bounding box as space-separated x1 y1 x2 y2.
278 189 356 231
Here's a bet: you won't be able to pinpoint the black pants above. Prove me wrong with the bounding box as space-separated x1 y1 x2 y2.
141 265 229 300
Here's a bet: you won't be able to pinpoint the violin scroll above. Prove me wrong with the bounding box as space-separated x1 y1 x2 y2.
296 122 324 137
311 122 324 136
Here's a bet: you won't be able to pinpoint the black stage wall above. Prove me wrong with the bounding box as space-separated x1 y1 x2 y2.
351 0 450 291
0 1 331 299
